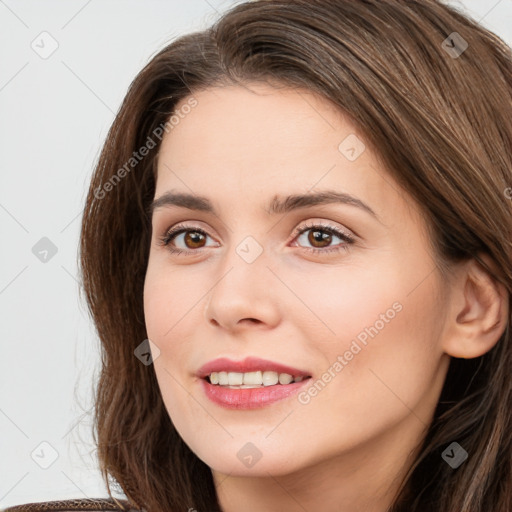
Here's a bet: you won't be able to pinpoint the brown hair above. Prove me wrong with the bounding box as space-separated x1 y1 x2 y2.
79 0 512 510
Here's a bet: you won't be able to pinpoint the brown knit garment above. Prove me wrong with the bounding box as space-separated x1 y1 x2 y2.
1 498 142 512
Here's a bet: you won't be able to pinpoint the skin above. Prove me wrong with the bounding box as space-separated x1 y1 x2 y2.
143 83 507 512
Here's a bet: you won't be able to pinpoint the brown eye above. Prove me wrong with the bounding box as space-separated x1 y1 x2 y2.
293 223 355 254
307 229 332 248
182 230 206 249
159 226 218 255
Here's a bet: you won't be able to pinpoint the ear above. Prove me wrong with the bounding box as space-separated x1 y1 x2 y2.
442 255 509 359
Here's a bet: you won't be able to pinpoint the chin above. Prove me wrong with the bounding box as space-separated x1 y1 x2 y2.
189 436 312 477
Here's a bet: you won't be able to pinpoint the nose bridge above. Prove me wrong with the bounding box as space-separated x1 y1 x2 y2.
216 215 271 284
203 232 281 329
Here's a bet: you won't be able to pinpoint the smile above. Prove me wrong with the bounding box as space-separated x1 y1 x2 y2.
198 357 312 409
208 370 305 387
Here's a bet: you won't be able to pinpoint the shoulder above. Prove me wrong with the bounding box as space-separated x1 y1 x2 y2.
1 498 142 512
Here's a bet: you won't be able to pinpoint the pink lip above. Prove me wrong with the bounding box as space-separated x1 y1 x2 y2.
197 357 311 410
197 356 309 378
200 379 309 409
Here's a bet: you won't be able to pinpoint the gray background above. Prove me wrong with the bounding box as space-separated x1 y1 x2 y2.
1 0 511 506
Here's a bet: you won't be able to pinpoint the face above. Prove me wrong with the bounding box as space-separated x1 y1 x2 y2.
143 83 452 479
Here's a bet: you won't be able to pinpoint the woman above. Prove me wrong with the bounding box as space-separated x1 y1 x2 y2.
5 0 511 511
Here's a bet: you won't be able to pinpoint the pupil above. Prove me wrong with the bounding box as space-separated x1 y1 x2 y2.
186 231 205 248
310 229 331 247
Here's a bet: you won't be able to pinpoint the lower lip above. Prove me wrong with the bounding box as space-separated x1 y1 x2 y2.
201 379 309 409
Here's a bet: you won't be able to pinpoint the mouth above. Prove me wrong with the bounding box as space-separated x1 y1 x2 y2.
197 357 312 409
206 370 307 388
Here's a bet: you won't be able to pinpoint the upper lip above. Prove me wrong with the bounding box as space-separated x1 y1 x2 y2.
197 357 310 378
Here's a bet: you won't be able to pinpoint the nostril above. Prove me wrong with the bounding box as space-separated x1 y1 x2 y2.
242 318 261 324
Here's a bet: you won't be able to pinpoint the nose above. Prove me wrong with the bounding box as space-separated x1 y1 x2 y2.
203 247 282 333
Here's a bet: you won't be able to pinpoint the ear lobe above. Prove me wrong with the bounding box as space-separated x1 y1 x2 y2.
443 256 509 359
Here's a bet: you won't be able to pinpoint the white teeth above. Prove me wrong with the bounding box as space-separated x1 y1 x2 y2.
278 373 293 385
228 372 243 385
243 371 263 385
262 371 279 386
208 370 303 387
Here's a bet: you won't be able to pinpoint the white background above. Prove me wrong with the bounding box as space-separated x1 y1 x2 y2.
1 0 511 507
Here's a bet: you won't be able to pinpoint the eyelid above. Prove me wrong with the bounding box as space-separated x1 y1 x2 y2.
157 223 219 251
290 220 355 242
158 219 356 255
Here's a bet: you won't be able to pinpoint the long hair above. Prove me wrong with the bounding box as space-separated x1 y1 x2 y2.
79 1 512 510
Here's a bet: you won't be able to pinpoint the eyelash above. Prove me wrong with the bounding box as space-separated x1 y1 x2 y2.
157 221 355 256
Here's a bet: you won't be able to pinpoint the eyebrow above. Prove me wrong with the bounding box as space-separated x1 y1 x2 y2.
148 190 378 219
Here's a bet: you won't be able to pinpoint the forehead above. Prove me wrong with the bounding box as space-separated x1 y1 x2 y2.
158 84 368 182
164 83 348 151
154 83 418 226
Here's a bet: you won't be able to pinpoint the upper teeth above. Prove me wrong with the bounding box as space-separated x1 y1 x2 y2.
208 371 304 387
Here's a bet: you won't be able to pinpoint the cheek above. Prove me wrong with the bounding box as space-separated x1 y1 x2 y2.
143 266 206 440
143 257 198 339
287 252 445 403
275 260 405 343
302 269 446 434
